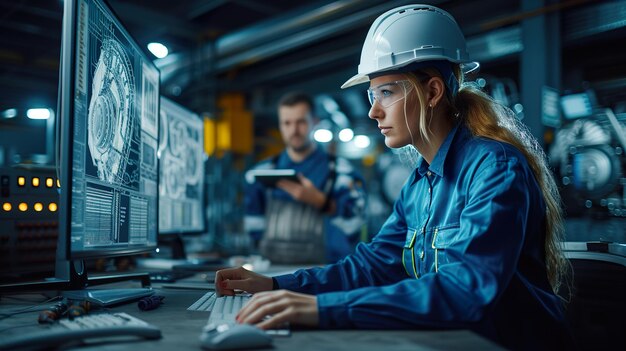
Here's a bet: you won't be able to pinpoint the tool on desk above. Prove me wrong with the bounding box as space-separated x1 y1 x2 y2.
38 299 94 323
67 300 91 319
138 295 165 311
38 301 68 324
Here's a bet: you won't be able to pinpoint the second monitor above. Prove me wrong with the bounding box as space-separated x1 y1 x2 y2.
158 97 205 235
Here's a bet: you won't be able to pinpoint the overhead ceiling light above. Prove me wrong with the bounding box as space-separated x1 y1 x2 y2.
148 42 169 59
338 128 354 142
314 129 333 143
26 108 51 120
2 108 17 118
354 135 371 149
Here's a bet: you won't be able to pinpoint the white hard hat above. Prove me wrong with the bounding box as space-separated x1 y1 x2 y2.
341 4 479 89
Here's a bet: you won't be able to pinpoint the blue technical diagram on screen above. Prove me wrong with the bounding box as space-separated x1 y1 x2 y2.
69 0 159 254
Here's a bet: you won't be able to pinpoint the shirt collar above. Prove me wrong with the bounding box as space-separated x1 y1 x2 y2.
281 144 322 166
415 122 463 178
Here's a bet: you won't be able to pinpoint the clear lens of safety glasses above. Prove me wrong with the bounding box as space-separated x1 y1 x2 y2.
367 80 413 108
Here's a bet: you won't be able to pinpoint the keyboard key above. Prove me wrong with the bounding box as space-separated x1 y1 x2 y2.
187 291 216 311
0 312 161 350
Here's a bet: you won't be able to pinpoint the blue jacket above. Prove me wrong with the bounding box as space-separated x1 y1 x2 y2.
244 147 367 262
275 124 572 349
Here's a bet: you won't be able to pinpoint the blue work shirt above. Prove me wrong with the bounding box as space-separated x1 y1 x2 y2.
275 123 572 349
244 146 367 262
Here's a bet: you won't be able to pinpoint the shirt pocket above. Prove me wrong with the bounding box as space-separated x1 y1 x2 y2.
429 224 461 272
402 227 424 279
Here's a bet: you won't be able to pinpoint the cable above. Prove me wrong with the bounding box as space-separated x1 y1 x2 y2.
0 296 62 321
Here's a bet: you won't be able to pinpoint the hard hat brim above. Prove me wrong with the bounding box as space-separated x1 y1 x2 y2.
341 74 369 89
340 61 480 90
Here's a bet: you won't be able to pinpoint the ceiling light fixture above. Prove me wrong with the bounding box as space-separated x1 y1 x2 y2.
26 108 51 120
148 42 169 59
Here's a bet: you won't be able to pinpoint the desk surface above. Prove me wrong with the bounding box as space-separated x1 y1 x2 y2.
0 276 504 351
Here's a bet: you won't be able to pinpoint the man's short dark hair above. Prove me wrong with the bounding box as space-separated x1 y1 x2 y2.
278 92 314 111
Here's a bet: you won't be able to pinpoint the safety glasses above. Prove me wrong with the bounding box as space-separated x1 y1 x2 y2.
367 80 414 108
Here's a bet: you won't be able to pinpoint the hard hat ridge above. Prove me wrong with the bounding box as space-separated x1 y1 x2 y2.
342 4 479 89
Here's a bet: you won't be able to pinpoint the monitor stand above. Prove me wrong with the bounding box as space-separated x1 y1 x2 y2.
0 259 150 298
157 233 187 259
141 233 225 272
61 287 154 307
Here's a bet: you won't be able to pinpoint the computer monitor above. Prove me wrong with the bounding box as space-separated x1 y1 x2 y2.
59 0 159 294
59 0 159 285
61 0 159 254
158 97 205 235
0 0 159 295
155 97 205 259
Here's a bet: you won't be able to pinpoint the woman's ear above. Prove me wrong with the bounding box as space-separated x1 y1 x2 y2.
426 77 445 108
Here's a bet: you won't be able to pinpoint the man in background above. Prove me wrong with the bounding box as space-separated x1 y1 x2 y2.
244 92 367 264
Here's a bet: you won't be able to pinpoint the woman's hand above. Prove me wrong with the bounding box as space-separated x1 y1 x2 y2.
214 266 273 296
236 290 319 329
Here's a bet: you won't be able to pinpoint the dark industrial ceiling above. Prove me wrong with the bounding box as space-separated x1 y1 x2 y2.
1 0 625 129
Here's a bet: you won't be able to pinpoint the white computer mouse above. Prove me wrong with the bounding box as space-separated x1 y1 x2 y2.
199 323 272 350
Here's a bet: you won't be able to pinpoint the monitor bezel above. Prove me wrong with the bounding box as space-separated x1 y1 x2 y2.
58 0 160 260
158 96 207 236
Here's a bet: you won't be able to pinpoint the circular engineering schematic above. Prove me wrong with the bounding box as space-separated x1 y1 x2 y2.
87 38 135 185
163 119 187 199
161 119 203 199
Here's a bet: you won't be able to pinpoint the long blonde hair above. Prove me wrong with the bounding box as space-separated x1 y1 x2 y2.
403 66 569 296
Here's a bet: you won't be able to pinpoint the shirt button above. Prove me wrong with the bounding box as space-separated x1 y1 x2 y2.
427 171 432 176
420 250 425 260
428 188 431 194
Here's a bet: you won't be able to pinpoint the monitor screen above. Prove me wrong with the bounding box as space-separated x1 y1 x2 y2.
561 92 594 119
158 97 205 234
58 0 159 259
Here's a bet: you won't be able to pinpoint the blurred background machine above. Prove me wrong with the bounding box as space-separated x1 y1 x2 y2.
550 91 625 220
0 165 60 283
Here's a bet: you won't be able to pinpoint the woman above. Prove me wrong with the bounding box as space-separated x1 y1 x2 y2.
217 4 572 349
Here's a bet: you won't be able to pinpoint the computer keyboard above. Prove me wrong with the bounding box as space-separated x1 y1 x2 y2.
207 294 252 325
0 312 161 350
187 291 217 311
189 292 290 336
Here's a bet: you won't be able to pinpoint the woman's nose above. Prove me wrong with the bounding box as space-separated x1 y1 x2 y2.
368 102 382 120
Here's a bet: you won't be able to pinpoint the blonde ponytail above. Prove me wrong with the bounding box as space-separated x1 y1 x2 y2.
455 82 569 296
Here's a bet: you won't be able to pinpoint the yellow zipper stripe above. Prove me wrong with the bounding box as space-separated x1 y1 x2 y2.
402 248 411 277
411 247 419 279
432 228 439 273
